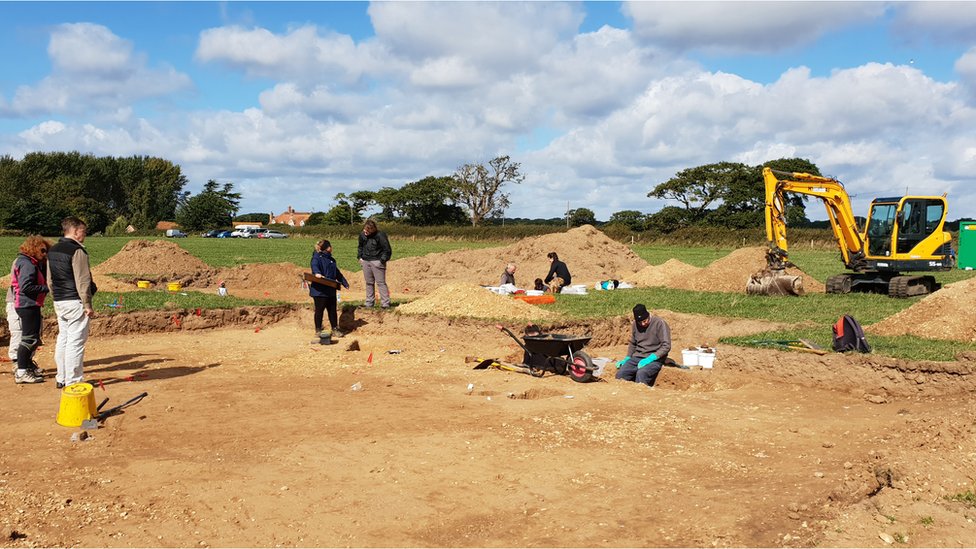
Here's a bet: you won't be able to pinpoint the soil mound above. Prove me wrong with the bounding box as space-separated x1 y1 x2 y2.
383 225 648 296
669 247 825 294
93 240 213 283
397 282 557 321
868 276 976 342
630 259 702 287
213 263 309 301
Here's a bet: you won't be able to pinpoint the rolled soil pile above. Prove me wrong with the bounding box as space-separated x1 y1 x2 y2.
868 277 976 342
630 259 702 287
398 282 557 321
383 225 648 296
93 240 213 281
669 247 826 294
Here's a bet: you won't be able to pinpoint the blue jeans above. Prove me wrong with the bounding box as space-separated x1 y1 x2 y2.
615 355 665 386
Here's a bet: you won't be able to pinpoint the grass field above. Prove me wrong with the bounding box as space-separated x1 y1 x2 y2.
2 235 973 361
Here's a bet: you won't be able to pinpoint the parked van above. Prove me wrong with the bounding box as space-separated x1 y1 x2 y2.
165 229 188 238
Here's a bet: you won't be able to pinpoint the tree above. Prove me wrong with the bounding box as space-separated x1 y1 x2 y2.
235 212 271 223
567 207 596 227
607 210 647 231
398 176 466 226
175 180 241 231
313 205 359 226
333 191 374 224
452 155 524 226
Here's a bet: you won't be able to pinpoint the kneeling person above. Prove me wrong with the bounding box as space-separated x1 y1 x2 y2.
616 304 671 387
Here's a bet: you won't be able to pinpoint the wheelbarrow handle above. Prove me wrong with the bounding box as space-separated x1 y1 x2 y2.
496 324 532 355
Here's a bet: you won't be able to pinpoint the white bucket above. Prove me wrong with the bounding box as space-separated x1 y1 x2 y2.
698 351 716 369
681 348 699 366
591 357 610 377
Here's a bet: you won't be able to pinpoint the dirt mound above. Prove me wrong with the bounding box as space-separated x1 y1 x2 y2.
381 225 648 296
629 259 702 287
212 263 309 301
93 240 213 284
397 282 557 321
868 277 976 342
669 247 825 294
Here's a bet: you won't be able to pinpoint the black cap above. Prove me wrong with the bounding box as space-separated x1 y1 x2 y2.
633 304 650 322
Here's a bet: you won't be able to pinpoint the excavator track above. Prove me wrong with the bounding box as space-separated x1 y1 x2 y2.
825 274 853 294
888 275 939 298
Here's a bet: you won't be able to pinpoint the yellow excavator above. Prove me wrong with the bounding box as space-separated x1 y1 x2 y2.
747 167 955 298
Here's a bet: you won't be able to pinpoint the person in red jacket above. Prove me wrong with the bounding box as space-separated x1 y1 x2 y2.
10 235 51 384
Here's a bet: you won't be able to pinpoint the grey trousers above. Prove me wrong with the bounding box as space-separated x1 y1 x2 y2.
361 259 390 307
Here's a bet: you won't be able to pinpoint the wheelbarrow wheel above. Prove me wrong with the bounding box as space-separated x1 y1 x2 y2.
567 350 594 383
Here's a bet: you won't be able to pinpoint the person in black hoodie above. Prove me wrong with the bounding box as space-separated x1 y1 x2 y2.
615 304 671 387
357 219 392 308
10 236 51 384
46 216 97 389
543 252 572 294
309 239 349 337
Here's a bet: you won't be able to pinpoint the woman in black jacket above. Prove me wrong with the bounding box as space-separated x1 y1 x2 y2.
10 236 51 384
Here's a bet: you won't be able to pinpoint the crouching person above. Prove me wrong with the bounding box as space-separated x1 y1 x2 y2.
616 304 671 387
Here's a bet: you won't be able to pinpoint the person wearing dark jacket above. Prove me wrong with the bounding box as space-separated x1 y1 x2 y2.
357 219 392 308
310 239 350 337
543 252 571 294
10 236 51 384
615 304 671 387
47 217 97 389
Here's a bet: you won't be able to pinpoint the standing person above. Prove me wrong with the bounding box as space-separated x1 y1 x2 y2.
544 252 572 294
357 218 392 309
310 239 349 337
5 284 21 372
47 217 97 389
11 236 51 384
499 263 517 286
615 304 671 387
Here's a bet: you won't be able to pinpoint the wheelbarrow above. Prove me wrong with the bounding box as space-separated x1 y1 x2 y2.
493 324 597 383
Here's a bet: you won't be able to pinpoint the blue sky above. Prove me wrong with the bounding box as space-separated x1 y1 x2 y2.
1 1 975 221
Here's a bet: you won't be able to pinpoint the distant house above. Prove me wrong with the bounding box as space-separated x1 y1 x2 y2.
273 206 311 227
156 221 179 231
125 225 136 234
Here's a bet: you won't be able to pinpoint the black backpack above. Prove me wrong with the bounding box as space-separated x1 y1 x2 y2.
832 314 871 353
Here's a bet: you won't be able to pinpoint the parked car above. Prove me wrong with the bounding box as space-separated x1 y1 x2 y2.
165 229 187 238
201 230 221 238
258 230 288 239
240 228 269 238
216 230 234 238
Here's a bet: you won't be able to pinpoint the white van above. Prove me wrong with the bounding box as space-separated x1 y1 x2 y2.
165 229 187 238
239 228 269 239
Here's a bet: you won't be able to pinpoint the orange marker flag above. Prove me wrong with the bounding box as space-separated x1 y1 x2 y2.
367 352 373 366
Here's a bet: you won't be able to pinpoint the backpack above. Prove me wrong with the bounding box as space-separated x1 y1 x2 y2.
832 314 871 353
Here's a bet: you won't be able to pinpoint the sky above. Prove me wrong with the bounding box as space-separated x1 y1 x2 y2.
1 1 975 222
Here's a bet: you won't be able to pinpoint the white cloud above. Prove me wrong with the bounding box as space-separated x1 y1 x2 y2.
891 2 976 45
624 1 885 53
0 23 191 118
956 46 976 96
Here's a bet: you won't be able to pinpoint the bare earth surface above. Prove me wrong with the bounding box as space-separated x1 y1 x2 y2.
2 307 975 548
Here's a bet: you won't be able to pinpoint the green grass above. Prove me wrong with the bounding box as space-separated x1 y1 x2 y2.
919 516 934 525
88 289 284 313
946 490 976 507
631 244 734 268
0 235 500 273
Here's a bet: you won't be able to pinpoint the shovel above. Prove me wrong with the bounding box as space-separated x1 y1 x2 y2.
81 392 149 429
465 356 545 377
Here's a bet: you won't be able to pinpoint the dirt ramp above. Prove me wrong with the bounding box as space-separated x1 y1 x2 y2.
381 225 648 296
397 282 558 321
669 247 825 294
868 276 976 342
93 240 214 286
212 262 309 301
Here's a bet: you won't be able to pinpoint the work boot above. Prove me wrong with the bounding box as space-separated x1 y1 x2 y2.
14 370 43 384
332 329 345 338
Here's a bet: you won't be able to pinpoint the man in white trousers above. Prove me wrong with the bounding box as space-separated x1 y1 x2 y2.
46 217 97 389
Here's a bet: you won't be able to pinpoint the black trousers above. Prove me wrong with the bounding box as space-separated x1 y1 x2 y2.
15 306 42 371
312 294 338 333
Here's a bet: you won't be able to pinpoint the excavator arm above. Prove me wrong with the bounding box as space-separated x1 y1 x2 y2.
762 167 866 271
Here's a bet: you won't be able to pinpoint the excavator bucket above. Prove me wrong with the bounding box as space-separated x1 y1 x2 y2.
746 268 805 296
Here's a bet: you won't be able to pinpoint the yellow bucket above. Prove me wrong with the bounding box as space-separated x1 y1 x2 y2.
136 280 151 289
56 383 97 427
167 282 182 292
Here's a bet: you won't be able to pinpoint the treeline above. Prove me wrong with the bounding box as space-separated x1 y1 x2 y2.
0 152 186 234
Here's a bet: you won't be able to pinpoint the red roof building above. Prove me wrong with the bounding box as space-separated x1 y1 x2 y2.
273 206 311 227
